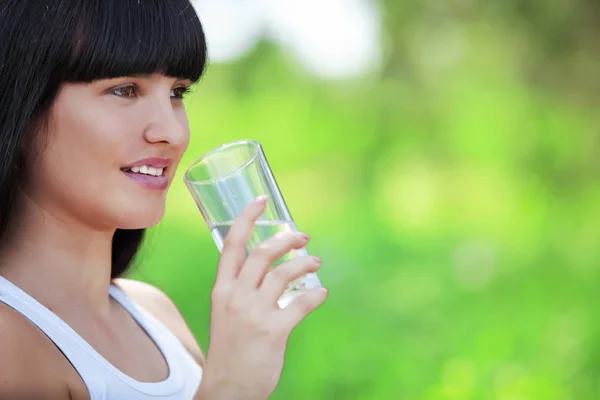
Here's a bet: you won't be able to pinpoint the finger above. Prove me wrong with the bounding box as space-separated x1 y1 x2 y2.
215 196 268 286
259 256 322 303
237 231 310 289
279 287 328 329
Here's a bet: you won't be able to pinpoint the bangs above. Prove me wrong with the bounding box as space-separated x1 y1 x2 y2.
61 0 207 83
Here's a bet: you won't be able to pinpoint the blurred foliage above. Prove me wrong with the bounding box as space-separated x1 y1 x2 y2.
130 1 600 399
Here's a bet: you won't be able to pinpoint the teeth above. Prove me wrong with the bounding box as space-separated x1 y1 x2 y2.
126 165 164 177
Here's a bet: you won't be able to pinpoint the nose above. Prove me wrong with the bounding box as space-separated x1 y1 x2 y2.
142 96 189 147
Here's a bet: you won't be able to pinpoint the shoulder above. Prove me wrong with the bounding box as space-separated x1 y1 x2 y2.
0 303 79 398
112 278 205 367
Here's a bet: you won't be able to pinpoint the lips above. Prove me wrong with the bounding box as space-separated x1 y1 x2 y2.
122 157 172 169
123 171 169 191
121 157 173 191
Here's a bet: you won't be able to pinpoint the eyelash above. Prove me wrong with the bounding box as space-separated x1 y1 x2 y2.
171 86 192 99
110 85 191 100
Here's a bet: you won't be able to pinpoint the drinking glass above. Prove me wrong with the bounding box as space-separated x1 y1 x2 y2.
184 140 322 308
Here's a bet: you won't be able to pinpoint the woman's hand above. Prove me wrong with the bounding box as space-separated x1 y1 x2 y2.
196 196 328 400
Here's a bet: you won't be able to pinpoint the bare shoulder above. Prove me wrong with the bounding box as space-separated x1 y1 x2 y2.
0 303 82 399
113 278 205 367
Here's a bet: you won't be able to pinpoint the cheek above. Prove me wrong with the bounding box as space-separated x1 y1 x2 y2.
32 101 147 227
41 110 118 186
31 133 126 227
50 98 128 168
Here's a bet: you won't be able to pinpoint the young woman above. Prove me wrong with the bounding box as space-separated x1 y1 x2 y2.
0 1 328 399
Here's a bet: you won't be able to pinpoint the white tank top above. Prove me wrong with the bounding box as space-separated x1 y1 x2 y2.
0 276 203 399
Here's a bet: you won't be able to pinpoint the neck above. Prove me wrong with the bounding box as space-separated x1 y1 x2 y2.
0 195 116 314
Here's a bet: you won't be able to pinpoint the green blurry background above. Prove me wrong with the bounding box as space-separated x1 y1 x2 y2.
130 1 600 398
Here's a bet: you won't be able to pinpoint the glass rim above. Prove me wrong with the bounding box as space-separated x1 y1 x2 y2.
183 139 261 185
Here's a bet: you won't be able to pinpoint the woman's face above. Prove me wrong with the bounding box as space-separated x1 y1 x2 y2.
22 74 192 230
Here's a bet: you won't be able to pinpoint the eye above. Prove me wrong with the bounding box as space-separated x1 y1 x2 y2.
111 85 137 98
171 86 191 100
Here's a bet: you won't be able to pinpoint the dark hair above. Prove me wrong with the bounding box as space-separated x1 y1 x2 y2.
0 0 208 278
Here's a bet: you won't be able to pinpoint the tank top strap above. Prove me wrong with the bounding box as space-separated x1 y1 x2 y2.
0 275 107 395
0 275 199 398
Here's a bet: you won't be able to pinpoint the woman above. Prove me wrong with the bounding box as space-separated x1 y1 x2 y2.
0 0 327 399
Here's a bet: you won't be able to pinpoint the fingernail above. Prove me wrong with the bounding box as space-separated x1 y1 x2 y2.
311 256 322 265
301 233 310 241
254 195 268 205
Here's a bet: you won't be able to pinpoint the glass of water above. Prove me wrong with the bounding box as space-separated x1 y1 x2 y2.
184 139 322 308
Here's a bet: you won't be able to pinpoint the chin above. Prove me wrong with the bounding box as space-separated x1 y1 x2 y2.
114 204 166 230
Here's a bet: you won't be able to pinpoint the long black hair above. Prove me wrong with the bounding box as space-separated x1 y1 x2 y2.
0 0 208 278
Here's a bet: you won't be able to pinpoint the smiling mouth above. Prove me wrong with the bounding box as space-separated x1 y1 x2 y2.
121 165 167 177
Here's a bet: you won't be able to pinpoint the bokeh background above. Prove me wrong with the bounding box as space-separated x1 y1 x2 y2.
129 1 600 398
